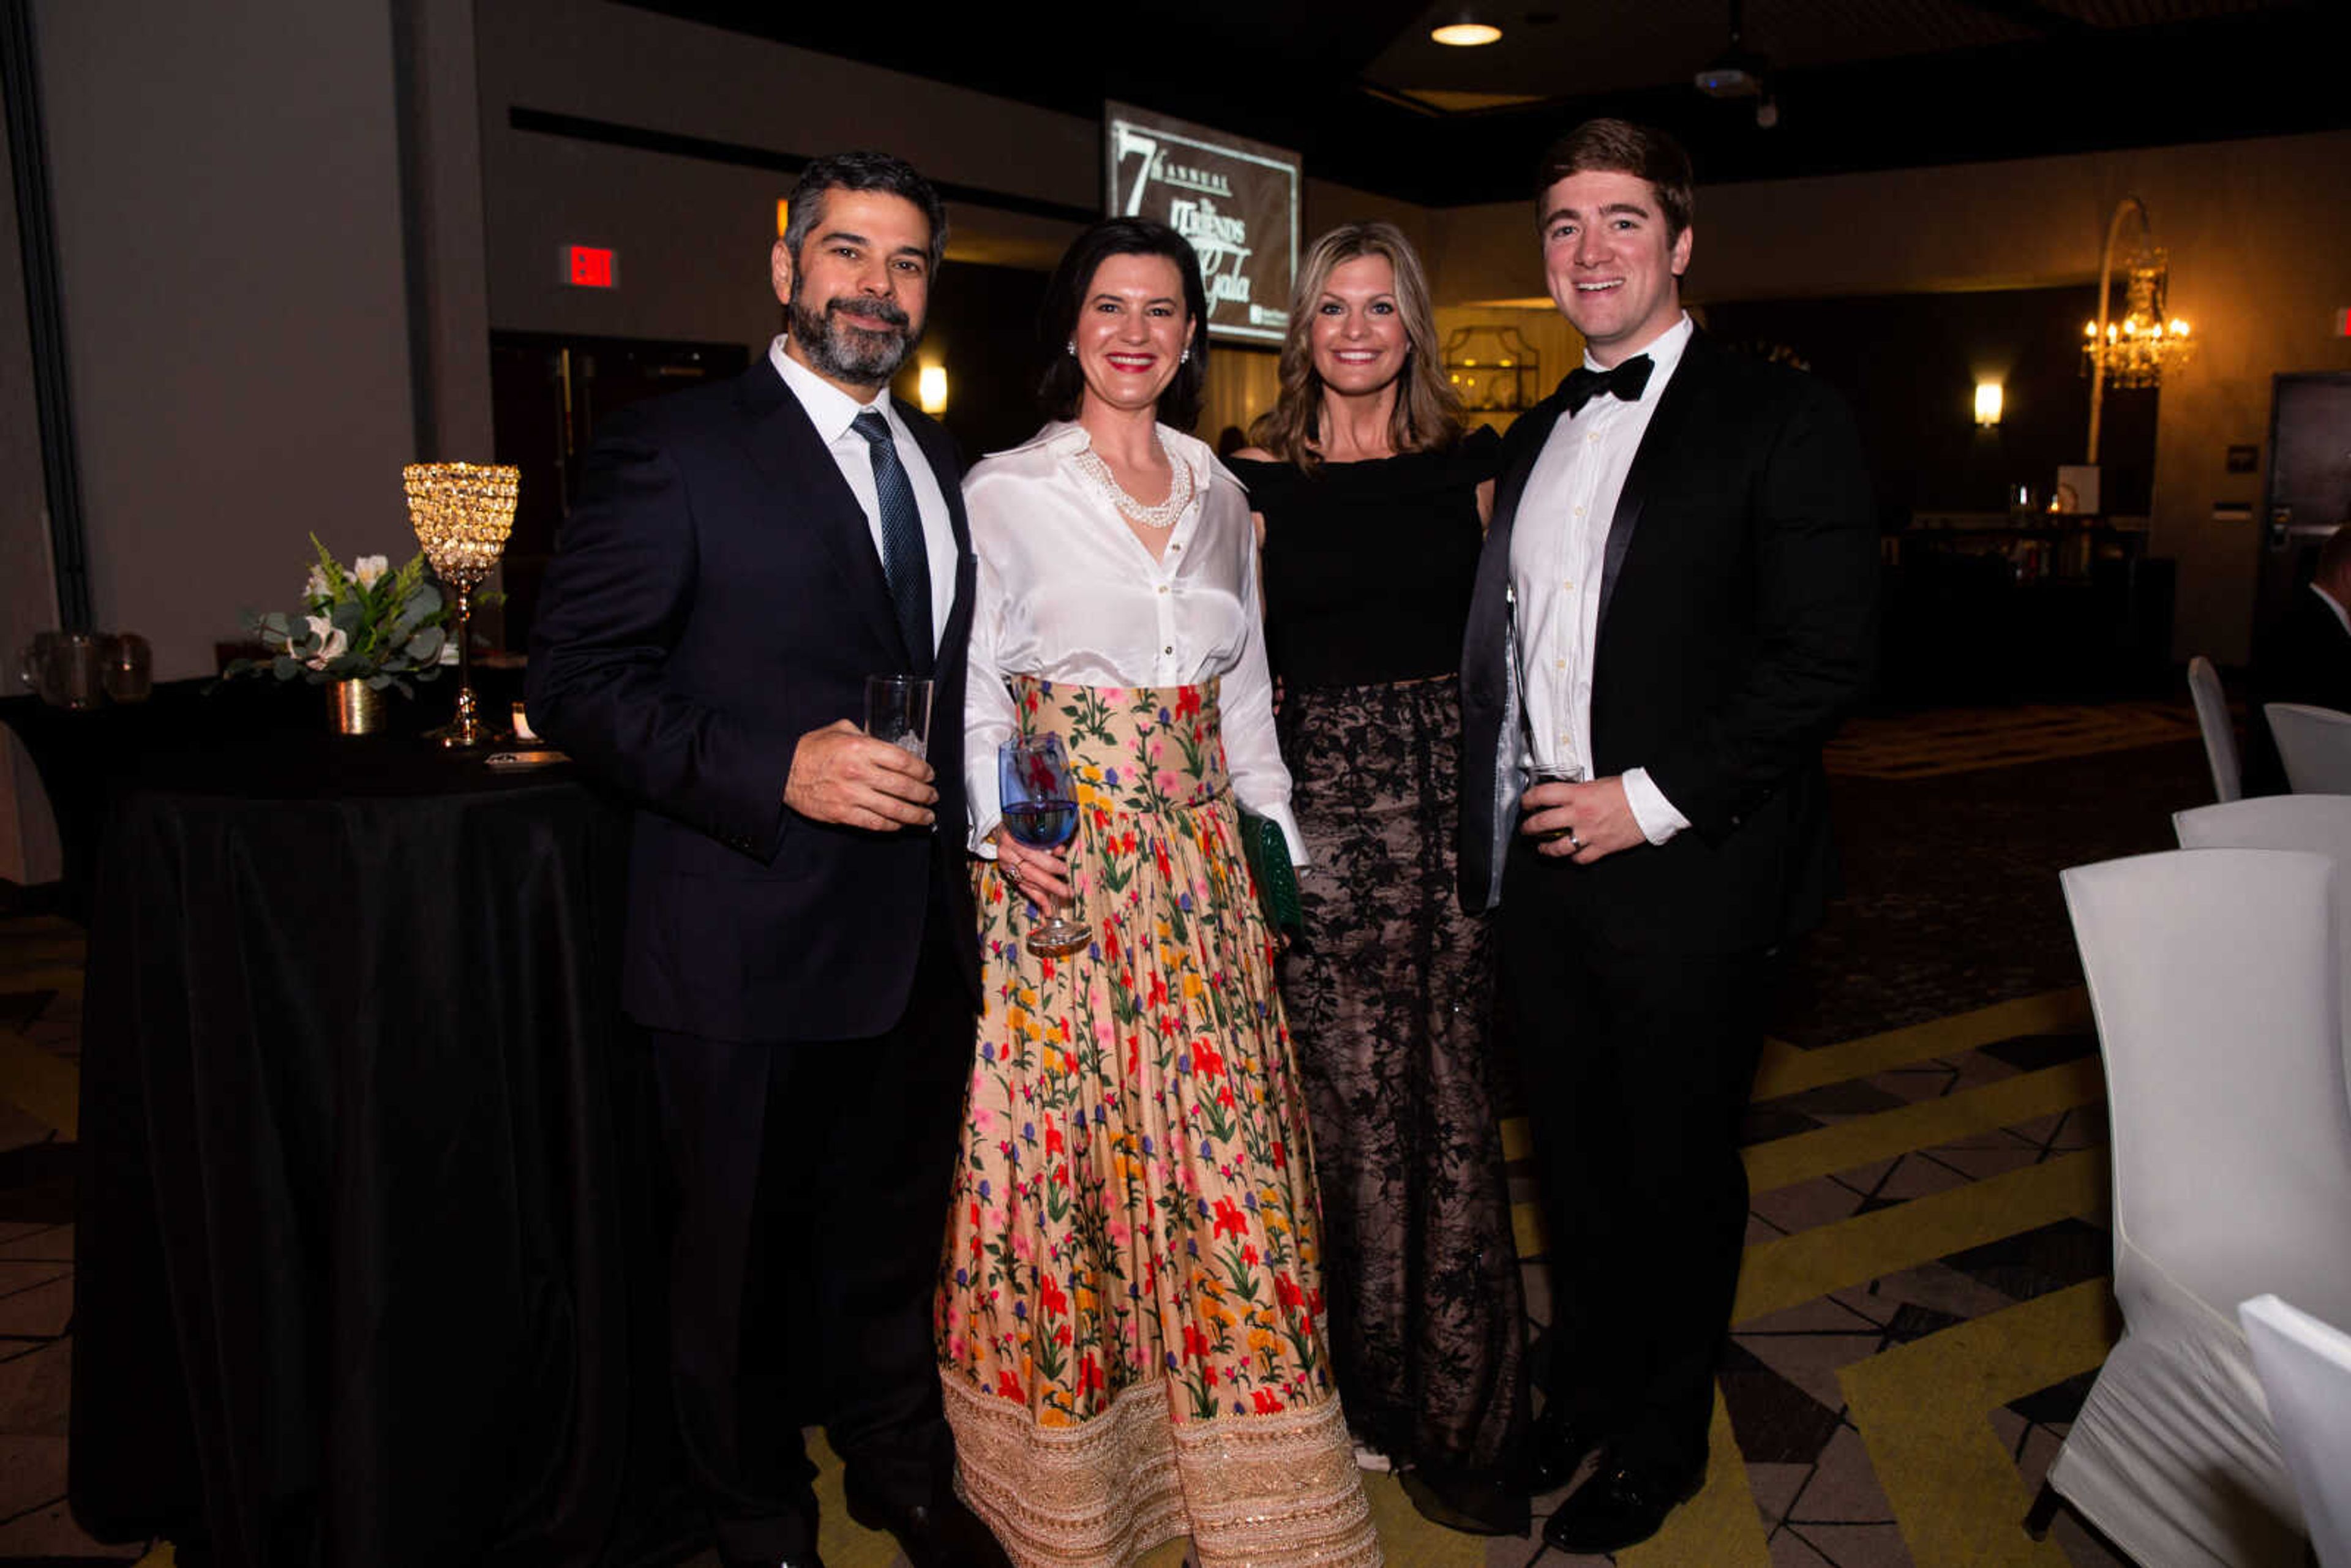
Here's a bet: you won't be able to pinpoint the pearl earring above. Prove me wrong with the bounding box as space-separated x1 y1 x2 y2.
1180 347 1191 365
1066 339 1076 356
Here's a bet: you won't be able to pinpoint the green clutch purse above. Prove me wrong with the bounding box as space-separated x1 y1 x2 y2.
1238 809 1306 942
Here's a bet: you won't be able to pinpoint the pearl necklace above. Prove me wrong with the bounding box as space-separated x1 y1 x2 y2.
1071 435 1194 530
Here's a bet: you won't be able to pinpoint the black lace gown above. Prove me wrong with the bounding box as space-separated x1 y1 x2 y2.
1229 429 1529 1534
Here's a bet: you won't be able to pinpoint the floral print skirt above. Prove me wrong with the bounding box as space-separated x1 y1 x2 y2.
938 676 1379 1568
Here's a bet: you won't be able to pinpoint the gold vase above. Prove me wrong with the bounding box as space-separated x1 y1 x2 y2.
329 678 386 735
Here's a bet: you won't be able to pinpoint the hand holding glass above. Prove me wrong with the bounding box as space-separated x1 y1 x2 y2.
864 675 933 759
999 734 1089 958
1523 760 1588 842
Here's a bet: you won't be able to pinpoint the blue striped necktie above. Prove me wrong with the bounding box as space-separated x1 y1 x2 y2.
850 409 934 676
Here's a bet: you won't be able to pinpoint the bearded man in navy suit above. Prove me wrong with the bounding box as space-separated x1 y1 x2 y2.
528 151 1007 1568
1458 119 1878 1553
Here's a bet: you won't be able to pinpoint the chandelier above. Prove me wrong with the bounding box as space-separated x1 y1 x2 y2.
2083 196 2193 463
2083 249 2192 391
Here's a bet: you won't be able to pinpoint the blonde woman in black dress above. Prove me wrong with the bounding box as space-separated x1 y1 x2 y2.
1227 221 1528 1534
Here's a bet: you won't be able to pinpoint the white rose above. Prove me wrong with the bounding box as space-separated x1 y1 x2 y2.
354 555 389 588
304 616 348 671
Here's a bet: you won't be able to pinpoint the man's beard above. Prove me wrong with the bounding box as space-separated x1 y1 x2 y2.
790 288 921 386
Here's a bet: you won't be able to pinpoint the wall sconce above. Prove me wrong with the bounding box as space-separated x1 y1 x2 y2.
776 199 790 239
1974 381 2003 427
917 364 948 415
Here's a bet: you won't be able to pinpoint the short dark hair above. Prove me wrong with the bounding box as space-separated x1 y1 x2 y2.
784 151 948 273
1534 119 1695 243
1036 218 1209 431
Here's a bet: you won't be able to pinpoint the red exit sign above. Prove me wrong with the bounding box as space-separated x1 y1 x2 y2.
563 245 617 288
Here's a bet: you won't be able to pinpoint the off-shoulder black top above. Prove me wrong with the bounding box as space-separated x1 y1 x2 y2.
1226 424 1502 687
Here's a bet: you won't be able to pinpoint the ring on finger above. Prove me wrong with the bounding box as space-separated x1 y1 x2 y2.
1004 858 1022 884
1565 827 1584 850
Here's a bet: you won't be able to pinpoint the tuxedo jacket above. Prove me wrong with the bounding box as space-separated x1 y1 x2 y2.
527 359 981 1042
1458 330 1878 954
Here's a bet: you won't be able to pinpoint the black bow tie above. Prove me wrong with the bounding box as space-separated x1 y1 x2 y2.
1562 355 1655 415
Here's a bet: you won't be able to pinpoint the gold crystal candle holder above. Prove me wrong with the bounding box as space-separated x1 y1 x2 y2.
404 461 518 749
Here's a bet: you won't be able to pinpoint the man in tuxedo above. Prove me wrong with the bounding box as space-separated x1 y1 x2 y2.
1458 119 1877 1553
527 151 1006 1568
2247 524 2351 792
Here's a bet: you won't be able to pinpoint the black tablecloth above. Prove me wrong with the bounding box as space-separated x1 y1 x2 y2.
67 728 696 1567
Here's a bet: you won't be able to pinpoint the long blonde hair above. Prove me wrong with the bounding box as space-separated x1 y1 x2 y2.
1248 222 1463 471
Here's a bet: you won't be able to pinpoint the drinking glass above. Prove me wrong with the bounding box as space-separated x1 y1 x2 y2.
998 734 1089 958
18 632 103 709
1523 759 1587 843
863 675 933 759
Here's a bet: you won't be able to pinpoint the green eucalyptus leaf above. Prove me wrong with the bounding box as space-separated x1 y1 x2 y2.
272 655 301 680
405 626 444 662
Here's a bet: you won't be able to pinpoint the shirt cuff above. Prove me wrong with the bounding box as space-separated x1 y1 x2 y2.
1622 767 1689 846
1250 801 1310 866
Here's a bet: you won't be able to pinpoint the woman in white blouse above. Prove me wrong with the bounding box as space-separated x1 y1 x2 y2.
935 219 1379 1568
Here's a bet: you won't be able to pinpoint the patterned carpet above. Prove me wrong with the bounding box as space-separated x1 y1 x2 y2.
0 703 2223 1567
1823 703 2201 782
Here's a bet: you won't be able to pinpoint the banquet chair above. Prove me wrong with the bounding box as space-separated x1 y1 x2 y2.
2188 656 2243 803
2028 848 2351 1566
2238 1294 2351 1568
2176 794 2351 1118
2267 702 2351 794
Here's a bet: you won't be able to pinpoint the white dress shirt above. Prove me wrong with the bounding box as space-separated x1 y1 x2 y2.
962 421 1304 864
1510 312 1695 845
769 337 958 651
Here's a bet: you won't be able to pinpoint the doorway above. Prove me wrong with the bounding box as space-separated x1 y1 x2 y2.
488 331 752 651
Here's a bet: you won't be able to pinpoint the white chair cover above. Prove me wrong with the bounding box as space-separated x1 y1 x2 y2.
2176 794 2351 1119
2238 1294 2351 1568
2188 656 2243 803
2054 848 2351 1566
2267 702 2351 795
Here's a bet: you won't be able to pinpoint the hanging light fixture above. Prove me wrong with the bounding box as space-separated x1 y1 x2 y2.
2082 196 2193 463
1431 10 1502 45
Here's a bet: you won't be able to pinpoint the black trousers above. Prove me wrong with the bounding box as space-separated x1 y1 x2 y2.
650 899 972 1563
1498 839 1771 1476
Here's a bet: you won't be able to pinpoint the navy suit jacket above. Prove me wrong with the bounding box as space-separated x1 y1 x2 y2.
528 359 981 1041
1458 331 1878 953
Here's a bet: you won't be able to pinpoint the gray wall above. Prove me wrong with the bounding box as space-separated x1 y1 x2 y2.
34 0 421 680
474 0 1434 353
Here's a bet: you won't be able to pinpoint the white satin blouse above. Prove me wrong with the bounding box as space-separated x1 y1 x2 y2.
962 421 1305 864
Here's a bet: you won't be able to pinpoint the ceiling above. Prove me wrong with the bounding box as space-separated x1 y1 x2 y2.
620 0 2350 207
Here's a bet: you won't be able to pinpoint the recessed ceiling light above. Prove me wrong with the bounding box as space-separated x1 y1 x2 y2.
1431 20 1502 45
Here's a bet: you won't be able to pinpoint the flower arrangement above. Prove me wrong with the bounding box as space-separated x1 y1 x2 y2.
225 535 462 693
